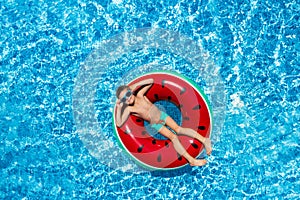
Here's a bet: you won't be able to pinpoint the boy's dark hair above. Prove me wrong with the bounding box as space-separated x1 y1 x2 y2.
116 85 130 98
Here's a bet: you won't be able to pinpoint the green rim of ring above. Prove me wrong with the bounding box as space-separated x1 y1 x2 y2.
112 70 213 171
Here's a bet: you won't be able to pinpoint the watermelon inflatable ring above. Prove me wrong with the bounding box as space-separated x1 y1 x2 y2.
113 71 212 170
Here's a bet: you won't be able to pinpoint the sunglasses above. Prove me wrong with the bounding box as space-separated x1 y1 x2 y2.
120 90 132 103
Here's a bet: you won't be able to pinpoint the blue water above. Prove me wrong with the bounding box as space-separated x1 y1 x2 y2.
1 0 299 199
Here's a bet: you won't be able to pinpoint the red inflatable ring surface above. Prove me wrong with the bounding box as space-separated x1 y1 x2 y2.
113 71 212 170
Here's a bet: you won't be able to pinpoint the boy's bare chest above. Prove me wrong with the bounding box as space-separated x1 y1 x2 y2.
131 97 152 114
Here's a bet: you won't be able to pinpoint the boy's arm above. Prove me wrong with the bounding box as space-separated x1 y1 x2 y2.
115 101 131 127
129 78 154 92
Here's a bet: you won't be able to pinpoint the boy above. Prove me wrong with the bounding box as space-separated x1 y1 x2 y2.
115 78 212 166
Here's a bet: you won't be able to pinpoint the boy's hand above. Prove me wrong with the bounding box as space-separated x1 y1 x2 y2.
116 100 123 108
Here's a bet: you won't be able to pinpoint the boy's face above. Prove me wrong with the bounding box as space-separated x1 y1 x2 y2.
119 89 134 104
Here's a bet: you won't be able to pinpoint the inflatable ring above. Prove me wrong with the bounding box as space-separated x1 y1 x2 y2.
113 71 212 170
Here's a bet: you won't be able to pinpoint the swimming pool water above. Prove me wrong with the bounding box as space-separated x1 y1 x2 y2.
1 0 299 199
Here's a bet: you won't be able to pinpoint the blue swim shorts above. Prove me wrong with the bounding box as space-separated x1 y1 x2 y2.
150 111 169 132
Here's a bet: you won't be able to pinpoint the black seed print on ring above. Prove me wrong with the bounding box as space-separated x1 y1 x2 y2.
183 116 190 121
165 141 169 147
198 126 205 130
136 118 142 122
137 145 144 153
180 88 186 95
162 80 166 88
157 154 162 162
142 131 147 135
125 129 131 134
177 153 182 161
191 143 199 149
192 105 201 110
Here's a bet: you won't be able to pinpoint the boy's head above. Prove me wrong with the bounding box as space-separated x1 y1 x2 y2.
116 85 130 99
116 85 134 104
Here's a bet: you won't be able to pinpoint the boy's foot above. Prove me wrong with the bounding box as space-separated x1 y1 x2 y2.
190 159 207 166
203 138 212 156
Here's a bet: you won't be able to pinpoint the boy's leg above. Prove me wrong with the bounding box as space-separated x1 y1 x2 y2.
165 116 212 156
158 126 207 166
